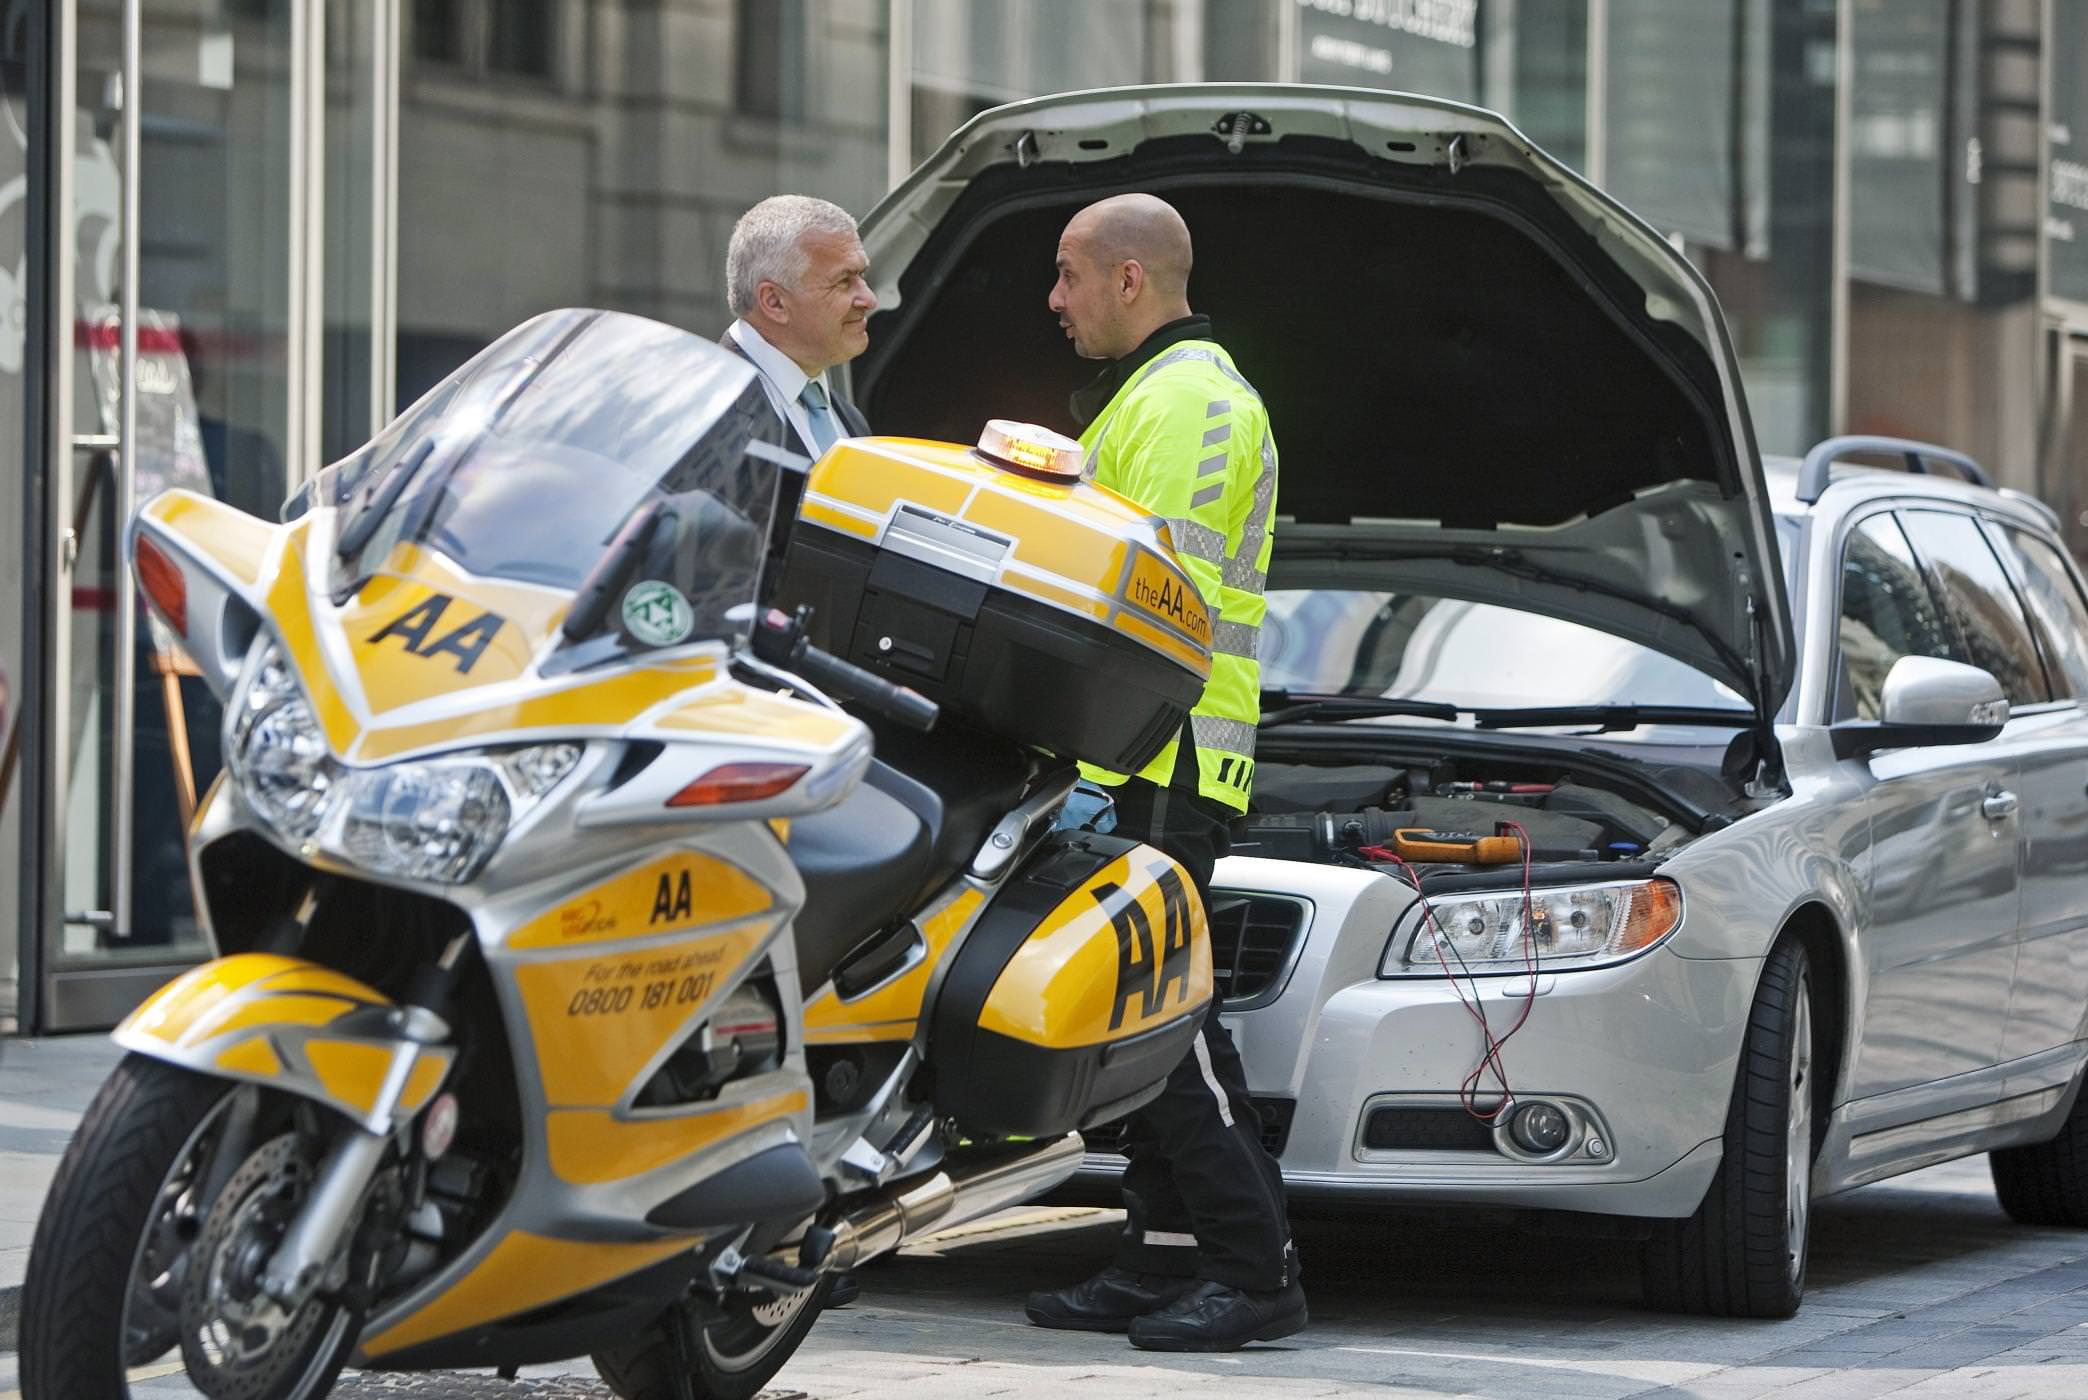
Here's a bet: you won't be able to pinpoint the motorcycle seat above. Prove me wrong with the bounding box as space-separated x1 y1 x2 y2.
788 779 933 994
789 720 1031 994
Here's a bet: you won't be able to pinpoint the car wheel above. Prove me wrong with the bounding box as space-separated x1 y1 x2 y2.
1642 937 1815 1318
1989 1079 2088 1226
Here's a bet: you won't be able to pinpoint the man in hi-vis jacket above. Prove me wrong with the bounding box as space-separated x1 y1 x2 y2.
1025 193 1298 1353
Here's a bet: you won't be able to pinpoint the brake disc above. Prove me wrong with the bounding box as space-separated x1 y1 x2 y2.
178 1131 339 1400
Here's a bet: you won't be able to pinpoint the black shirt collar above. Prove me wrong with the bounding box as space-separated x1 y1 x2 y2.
1069 314 1213 429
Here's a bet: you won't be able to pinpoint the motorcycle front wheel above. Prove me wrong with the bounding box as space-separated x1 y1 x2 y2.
19 1054 362 1400
592 1269 833 1400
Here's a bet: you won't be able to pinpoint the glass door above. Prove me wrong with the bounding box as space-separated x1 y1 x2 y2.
1 0 42 1033
39 0 298 1030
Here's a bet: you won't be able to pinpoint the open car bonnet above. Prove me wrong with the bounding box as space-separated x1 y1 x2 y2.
849 84 1793 717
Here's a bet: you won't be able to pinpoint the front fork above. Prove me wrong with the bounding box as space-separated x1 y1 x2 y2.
256 939 468 1311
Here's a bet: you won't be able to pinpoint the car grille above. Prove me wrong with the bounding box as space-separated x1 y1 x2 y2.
1083 1096 1296 1159
1208 894 1307 1007
1361 1105 1499 1153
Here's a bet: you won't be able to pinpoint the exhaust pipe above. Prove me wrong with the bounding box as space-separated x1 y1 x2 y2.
825 1130 1084 1270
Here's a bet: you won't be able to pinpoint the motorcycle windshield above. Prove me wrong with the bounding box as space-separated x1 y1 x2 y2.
327 308 785 655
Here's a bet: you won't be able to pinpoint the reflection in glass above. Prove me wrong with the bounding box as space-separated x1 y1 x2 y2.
1260 588 1744 730
323 0 380 463
1847 0 1956 297
1898 509 2051 707
912 1 1151 163
0 0 31 1025
61 0 293 966
2001 529 2088 699
1834 513 1957 721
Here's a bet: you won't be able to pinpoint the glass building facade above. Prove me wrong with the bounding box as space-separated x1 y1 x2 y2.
8 0 2088 1031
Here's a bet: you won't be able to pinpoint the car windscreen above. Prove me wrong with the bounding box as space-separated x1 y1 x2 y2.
1262 588 1750 732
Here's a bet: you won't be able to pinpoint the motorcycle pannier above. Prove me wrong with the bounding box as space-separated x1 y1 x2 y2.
927 832 1213 1137
772 438 1213 772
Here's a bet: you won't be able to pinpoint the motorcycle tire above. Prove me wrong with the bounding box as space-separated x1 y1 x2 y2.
19 1053 360 1400
593 1273 835 1400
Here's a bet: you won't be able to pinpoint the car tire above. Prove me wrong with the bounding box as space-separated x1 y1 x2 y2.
1989 1081 2088 1226
1642 937 1815 1319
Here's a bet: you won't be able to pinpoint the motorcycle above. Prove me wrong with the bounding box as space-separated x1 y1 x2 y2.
21 309 1221 1398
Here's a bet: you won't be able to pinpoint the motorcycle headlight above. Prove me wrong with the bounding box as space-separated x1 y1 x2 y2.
1385 878 1682 976
229 643 343 840
231 638 581 882
340 762 512 884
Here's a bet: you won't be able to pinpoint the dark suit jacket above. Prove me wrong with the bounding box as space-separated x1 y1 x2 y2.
721 331 870 594
718 331 870 459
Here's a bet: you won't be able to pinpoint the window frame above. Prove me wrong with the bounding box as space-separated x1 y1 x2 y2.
1829 503 1964 724
1982 515 2088 707
406 0 563 89
1894 504 2062 713
734 0 810 123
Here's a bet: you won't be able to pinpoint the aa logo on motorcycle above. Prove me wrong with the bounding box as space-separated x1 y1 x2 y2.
1094 862 1196 1031
367 591 508 674
651 869 696 924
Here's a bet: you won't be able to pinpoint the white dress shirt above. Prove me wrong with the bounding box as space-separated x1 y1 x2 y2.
728 318 834 459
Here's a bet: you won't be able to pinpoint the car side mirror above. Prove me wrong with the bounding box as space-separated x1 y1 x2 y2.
1831 656 2009 759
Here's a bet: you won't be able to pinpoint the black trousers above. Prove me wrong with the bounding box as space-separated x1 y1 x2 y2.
1104 780 1295 1292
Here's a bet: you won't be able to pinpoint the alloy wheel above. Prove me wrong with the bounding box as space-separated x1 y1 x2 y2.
1785 979 1814 1284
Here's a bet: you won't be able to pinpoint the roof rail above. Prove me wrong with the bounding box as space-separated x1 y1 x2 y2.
1794 434 1993 504
1999 487 2063 530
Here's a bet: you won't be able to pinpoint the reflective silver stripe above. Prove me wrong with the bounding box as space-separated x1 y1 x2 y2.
1212 619 1259 658
1197 452 1227 478
1200 353 1260 400
1192 715 1257 756
1201 423 1230 448
1206 399 1229 417
1142 1230 1198 1248
1191 1030 1235 1129
1141 346 1263 404
1189 481 1225 511
1166 518 1226 563
1225 432 1277 594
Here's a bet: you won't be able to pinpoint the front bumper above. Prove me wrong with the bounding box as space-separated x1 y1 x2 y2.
1077 859 1764 1219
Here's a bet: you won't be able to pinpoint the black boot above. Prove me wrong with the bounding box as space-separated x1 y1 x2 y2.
1127 1278 1308 1352
1025 1266 1200 1332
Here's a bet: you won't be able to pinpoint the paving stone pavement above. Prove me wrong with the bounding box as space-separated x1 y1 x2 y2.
6 1037 2088 1395
0 1036 118 1322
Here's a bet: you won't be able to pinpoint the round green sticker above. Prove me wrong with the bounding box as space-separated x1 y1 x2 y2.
621 581 694 646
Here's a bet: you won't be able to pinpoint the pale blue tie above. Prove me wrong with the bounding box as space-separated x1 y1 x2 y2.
799 380 840 456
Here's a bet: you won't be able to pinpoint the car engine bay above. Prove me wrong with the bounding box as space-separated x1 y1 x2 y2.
1234 752 1711 875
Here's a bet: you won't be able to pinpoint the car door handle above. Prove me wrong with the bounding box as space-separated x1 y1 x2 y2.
1982 789 2019 821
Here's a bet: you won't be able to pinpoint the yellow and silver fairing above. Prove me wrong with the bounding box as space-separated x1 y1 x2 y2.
122 311 875 1358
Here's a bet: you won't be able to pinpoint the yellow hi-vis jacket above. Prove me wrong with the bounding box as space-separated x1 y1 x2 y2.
1077 338 1278 813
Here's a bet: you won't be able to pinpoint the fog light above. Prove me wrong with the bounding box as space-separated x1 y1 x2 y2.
1510 1101 1571 1154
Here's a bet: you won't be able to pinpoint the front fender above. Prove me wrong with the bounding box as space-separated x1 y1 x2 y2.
115 954 453 1133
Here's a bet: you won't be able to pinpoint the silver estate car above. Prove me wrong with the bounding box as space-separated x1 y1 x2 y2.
839 85 2088 1321
1145 444 2088 1321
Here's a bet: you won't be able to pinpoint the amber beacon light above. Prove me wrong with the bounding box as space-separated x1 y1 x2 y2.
976 419 1083 480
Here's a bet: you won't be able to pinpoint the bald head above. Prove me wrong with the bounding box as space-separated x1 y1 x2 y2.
1049 194 1195 360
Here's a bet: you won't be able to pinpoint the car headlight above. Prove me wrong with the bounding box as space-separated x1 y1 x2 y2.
1385 878 1682 976
230 638 581 882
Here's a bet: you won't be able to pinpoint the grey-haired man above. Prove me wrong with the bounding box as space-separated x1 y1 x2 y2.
723 194 877 460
